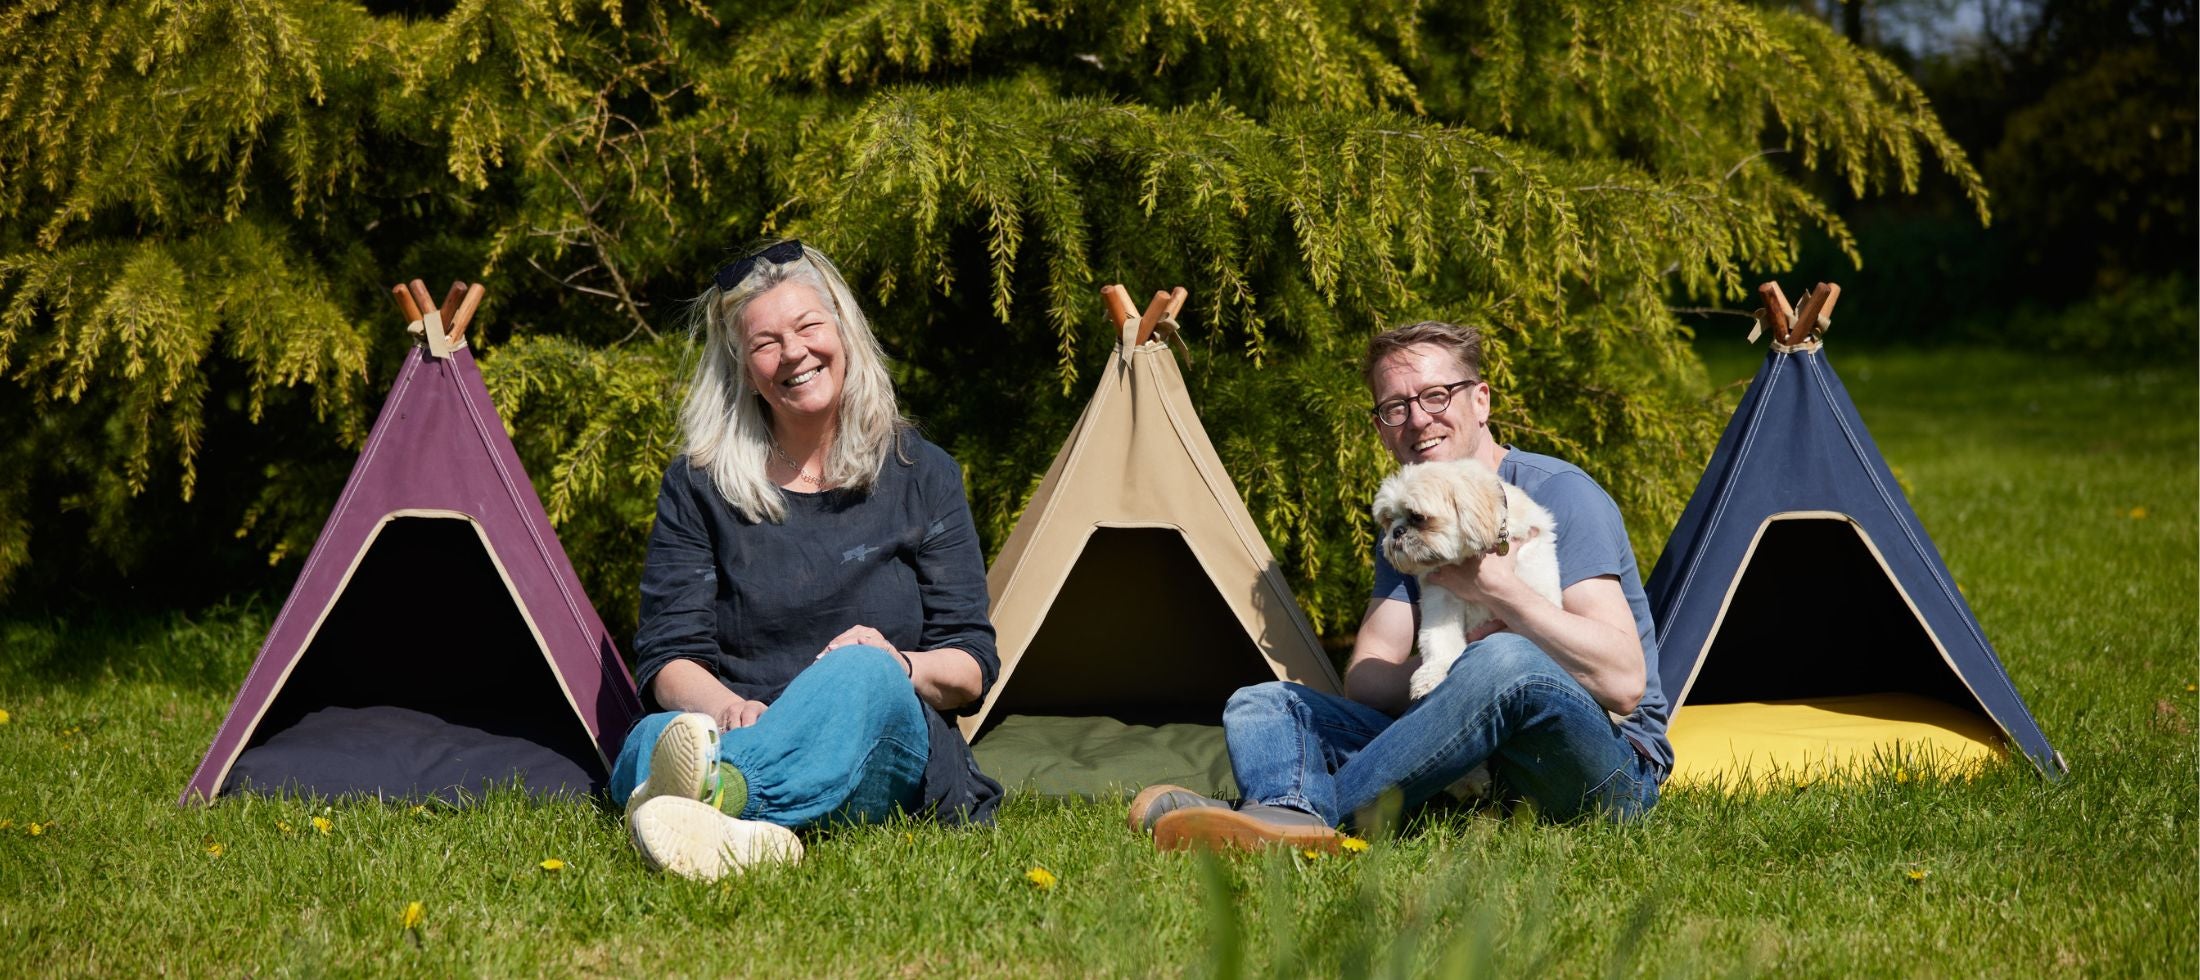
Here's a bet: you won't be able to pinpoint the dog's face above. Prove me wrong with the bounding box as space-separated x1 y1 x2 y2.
1372 460 1509 575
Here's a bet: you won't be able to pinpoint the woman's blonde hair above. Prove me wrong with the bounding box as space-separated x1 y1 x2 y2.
682 243 906 523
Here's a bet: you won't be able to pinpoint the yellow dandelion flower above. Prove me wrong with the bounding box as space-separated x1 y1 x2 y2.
540 858 566 872
1024 866 1058 891
277 820 294 835
1896 769 1910 784
400 901 425 931
410 805 428 816
0 819 12 830
1340 836 1370 853
2129 506 2149 519
0 708 11 724
206 841 226 858
312 816 332 835
2187 683 2196 693
28 822 44 836
1905 868 1929 882
1299 848 1323 860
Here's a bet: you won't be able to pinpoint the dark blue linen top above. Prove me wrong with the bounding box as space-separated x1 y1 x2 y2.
634 431 1002 823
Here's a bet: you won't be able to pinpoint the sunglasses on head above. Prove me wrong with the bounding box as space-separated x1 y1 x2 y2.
712 240 805 291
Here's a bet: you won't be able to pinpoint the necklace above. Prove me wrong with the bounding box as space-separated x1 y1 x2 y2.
769 438 824 488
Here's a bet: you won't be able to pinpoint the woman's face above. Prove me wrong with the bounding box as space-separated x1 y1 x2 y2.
741 281 847 429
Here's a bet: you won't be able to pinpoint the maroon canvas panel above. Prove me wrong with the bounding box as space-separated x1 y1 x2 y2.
182 345 643 804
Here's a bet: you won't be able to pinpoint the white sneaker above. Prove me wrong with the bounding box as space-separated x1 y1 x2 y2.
624 712 719 818
628 796 802 882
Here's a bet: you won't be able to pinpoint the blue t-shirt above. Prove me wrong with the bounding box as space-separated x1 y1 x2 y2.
1372 449 1672 770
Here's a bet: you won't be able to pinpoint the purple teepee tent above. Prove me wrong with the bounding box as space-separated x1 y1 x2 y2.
182 281 643 805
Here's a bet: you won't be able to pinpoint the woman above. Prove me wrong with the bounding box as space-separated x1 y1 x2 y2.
614 240 1001 881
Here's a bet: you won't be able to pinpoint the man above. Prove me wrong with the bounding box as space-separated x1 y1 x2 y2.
1132 321 1671 848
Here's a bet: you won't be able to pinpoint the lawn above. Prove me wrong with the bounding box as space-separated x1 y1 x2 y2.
3 342 2193 976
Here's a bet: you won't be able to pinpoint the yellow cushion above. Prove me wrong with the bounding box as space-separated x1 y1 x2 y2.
1665 693 2007 790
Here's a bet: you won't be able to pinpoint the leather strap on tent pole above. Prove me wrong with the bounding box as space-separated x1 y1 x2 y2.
407 279 453 358
1101 284 1142 354
392 279 453 357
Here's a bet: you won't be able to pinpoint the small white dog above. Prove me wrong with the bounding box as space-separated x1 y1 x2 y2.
1372 459 1563 701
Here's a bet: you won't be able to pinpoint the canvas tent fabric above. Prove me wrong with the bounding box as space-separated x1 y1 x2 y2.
1644 337 2062 782
970 314 1342 795
183 337 643 805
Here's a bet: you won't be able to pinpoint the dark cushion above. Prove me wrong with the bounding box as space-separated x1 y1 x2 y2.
224 704 605 805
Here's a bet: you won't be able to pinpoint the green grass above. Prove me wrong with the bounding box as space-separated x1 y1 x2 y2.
4 344 2194 976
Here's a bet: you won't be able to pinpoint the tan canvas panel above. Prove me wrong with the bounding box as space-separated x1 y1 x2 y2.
967 334 1342 740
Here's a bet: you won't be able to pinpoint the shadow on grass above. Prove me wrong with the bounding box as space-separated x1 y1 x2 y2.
0 597 269 693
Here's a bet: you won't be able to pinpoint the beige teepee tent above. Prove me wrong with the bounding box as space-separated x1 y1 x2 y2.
965 285 1342 795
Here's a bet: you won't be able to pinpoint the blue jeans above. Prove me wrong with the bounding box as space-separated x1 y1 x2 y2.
1224 633 1661 825
609 646 928 828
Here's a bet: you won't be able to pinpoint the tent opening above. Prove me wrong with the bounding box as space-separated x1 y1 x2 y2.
224 515 608 802
1663 516 2008 788
979 527 1276 729
972 527 1287 796
1686 517 1979 709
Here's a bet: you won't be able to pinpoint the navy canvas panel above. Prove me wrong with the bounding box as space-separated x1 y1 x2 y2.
1644 345 2061 775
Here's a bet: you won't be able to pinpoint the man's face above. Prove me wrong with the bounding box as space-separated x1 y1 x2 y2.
1369 344 1490 466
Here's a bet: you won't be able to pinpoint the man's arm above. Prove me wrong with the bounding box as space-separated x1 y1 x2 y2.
1429 557 1646 715
1344 598 1418 716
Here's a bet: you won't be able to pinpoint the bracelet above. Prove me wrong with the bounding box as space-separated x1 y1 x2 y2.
897 649 913 678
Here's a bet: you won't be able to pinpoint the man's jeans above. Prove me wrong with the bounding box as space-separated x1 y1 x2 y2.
609 646 928 828
1225 633 1661 825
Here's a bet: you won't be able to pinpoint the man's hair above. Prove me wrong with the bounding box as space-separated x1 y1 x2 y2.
1362 320 1483 389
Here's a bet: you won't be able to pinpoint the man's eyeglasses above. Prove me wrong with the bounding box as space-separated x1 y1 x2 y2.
713 240 805 291
1372 379 1480 427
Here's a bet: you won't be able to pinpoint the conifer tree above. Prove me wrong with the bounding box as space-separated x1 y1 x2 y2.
0 0 1985 636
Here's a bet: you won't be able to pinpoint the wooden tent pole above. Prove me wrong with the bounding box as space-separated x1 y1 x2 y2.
437 282 467 330
1789 283 1841 344
1757 281 1795 343
449 283 486 344
391 283 424 322
1101 284 1140 332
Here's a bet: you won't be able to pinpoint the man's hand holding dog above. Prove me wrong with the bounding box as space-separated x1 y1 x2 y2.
1428 536 1537 621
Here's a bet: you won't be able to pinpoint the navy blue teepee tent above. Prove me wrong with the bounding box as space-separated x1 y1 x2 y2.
1646 283 2063 778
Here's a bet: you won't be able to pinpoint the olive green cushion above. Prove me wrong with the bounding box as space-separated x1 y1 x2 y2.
970 714 1238 799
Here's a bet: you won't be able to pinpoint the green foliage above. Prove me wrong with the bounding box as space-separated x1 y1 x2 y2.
1985 41 2196 296
0 0 1986 635
1981 273 2200 364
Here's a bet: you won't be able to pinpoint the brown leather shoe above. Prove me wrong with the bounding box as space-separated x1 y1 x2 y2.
1152 803 1344 852
1127 784 1229 834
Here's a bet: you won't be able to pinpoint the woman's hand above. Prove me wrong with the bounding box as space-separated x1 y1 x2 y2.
816 624 985 711
818 624 908 672
651 659 767 730
714 697 767 731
